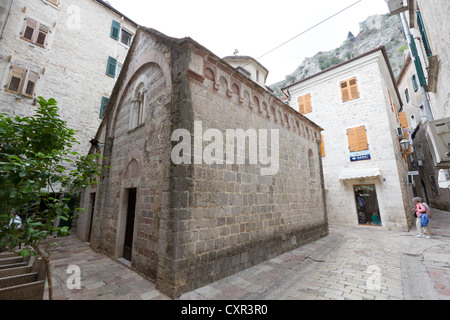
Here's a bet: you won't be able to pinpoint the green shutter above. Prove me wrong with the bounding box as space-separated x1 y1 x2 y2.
110 20 120 40
100 96 109 119
409 35 426 87
106 56 117 77
417 10 432 57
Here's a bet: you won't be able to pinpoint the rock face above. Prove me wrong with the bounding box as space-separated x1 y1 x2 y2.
271 14 408 97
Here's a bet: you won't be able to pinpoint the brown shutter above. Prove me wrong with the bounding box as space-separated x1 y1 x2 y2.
320 134 325 157
22 18 37 42
349 78 359 100
36 25 49 47
356 126 368 150
340 81 350 102
340 77 359 102
22 70 39 98
298 95 305 114
347 126 368 152
6 66 26 94
398 112 408 129
298 93 312 114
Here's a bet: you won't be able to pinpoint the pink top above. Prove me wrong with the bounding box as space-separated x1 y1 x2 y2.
415 203 426 217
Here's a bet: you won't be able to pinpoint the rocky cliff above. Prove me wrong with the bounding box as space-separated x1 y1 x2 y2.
270 14 408 97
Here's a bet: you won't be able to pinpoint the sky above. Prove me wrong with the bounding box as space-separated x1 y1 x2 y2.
105 0 390 85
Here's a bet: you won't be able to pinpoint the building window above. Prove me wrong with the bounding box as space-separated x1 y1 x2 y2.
297 93 312 114
106 56 117 77
129 84 145 130
308 149 316 181
110 20 121 40
121 29 133 47
412 75 419 91
100 96 109 119
116 63 123 79
405 88 410 103
5 65 39 98
340 77 359 102
21 18 50 48
111 20 134 46
347 126 368 152
417 9 432 57
46 0 60 7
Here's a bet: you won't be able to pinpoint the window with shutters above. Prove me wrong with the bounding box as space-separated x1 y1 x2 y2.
347 126 368 152
22 70 39 98
340 77 359 102
320 134 325 157
46 0 60 7
308 149 316 181
416 9 432 57
411 75 419 92
100 97 109 119
21 18 50 48
110 20 121 40
5 65 39 98
297 93 312 114
106 56 117 77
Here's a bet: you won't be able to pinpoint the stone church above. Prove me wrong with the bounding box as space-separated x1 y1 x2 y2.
77 27 328 298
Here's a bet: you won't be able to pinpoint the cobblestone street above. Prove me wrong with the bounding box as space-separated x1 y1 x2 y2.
45 208 450 301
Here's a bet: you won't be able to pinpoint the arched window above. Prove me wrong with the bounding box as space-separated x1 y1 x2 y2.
308 149 316 181
129 83 145 130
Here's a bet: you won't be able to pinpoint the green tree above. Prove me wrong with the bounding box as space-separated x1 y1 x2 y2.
0 97 104 300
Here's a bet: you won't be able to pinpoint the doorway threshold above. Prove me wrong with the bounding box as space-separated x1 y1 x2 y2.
117 257 131 267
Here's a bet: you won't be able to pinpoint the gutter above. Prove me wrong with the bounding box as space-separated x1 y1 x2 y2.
0 0 13 40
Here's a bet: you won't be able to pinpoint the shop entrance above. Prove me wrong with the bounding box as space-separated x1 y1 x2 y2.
354 184 381 226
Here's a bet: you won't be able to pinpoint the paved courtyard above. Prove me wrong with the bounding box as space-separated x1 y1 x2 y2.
45 208 450 300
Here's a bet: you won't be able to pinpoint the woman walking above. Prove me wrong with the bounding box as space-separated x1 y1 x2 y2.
412 197 432 238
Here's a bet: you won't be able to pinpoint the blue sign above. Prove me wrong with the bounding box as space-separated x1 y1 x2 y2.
350 150 371 162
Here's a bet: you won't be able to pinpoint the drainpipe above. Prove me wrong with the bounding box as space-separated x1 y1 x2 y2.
0 0 13 40
399 11 434 122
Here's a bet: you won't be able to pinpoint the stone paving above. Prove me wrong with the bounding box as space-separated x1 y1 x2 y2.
44 208 450 300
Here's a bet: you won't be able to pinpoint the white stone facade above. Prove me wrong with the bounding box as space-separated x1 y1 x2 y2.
0 0 137 154
283 47 414 231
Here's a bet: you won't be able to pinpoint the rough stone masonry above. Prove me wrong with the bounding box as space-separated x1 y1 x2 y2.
78 27 329 298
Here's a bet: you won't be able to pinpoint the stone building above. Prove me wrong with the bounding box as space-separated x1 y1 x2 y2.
388 0 449 210
282 46 414 231
77 27 328 298
0 0 137 155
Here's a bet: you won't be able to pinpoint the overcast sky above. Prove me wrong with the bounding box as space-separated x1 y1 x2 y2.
105 0 390 84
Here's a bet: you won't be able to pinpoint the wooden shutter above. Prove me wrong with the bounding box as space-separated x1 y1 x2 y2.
340 77 359 102
22 18 37 42
46 0 60 6
320 134 325 157
35 25 49 47
298 93 312 114
100 97 109 119
347 126 368 152
6 66 27 94
22 70 39 98
106 56 117 77
398 112 408 129
110 20 121 40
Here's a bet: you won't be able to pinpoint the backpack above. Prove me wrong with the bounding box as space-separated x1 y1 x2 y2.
423 203 432 218
421 214 430 227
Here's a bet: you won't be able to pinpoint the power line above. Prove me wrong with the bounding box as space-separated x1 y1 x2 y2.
251 0 363 63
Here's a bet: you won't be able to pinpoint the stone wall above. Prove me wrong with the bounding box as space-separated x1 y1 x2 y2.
284 48 413 231
0 0 136 155
81 27 328 298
